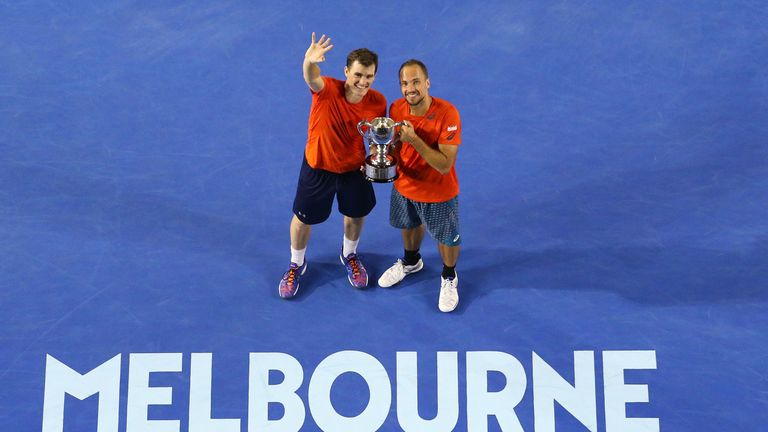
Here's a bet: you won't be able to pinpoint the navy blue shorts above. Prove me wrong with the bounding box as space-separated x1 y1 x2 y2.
292 157 376 225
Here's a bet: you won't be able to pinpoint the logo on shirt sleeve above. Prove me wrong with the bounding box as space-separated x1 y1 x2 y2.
447 125 458 132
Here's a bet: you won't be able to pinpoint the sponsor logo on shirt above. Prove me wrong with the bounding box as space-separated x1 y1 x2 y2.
447 125 458 132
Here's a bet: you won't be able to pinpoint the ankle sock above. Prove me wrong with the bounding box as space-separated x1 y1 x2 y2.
291 247 306 266
343 236 359 258
403 249 421 266
441 264 456 279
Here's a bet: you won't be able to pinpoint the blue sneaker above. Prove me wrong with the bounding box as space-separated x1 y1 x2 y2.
340 253 368 288
279 261 307 299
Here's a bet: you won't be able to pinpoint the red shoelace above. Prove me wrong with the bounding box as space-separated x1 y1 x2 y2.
285 267 298 285
347 257 360 276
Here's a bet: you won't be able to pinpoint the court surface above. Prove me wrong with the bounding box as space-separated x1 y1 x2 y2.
1 1 767 431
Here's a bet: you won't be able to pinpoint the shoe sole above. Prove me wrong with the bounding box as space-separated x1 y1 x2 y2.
279 263 307 299
340 255 368 288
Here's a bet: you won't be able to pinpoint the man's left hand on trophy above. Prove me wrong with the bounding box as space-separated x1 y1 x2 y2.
398 120 416 144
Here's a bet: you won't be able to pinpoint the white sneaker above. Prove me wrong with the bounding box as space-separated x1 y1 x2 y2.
438 273 459 312
377 258 424 287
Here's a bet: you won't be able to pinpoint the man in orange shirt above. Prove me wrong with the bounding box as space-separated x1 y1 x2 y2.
279 33 387 299
378 59 462 313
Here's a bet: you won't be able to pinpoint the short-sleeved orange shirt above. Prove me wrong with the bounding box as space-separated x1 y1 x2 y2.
305 77 387 173
390 97 461 202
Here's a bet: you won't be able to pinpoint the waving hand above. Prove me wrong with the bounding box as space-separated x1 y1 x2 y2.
305 32 333 64
303 32 333 92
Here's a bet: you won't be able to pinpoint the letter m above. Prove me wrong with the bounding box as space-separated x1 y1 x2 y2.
42 354 121 432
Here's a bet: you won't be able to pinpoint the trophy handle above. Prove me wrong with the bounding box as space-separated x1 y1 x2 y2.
357 120 371 136
391 121 406 146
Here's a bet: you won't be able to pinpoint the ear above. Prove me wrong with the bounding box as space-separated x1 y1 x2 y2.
426 78 431 89
344 66 349 77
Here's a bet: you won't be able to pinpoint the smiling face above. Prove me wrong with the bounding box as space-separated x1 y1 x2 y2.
400 64 431 110
344 61 377 102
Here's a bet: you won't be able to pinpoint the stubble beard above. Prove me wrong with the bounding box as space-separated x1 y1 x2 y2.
406 93 424 107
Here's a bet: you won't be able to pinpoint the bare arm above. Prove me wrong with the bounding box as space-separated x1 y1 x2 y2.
303 32 333 93
399 121 458 175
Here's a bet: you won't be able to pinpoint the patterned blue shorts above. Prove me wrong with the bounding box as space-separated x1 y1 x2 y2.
389 188 461 246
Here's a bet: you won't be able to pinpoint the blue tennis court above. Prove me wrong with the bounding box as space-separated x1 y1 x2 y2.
2 1 766 431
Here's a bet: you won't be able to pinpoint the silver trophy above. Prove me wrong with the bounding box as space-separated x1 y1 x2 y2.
357 117 404 183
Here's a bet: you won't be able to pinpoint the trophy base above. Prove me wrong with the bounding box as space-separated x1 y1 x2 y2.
364 173 399 183
364 160 398 183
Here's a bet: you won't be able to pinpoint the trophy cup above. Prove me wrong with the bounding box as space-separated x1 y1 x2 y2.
357 117 404 183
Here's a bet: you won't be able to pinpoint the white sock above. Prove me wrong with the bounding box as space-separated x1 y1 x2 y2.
291 246 306 266
342 236 359 258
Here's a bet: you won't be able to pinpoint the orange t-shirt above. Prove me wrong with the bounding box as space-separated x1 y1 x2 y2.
390 97 462 202
305 76 387 173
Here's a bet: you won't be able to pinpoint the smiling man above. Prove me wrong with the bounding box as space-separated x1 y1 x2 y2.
278 33 387 299
378 59 463 313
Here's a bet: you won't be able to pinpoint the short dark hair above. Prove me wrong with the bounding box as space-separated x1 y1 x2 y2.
398 59 429 80
347 48 378 74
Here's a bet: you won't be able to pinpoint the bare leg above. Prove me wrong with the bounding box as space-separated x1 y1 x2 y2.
290 215 312 249
401 225 425 251
343 216 365 241
438 243 460 267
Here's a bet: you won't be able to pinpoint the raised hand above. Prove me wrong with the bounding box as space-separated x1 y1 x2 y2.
305 32 333 64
